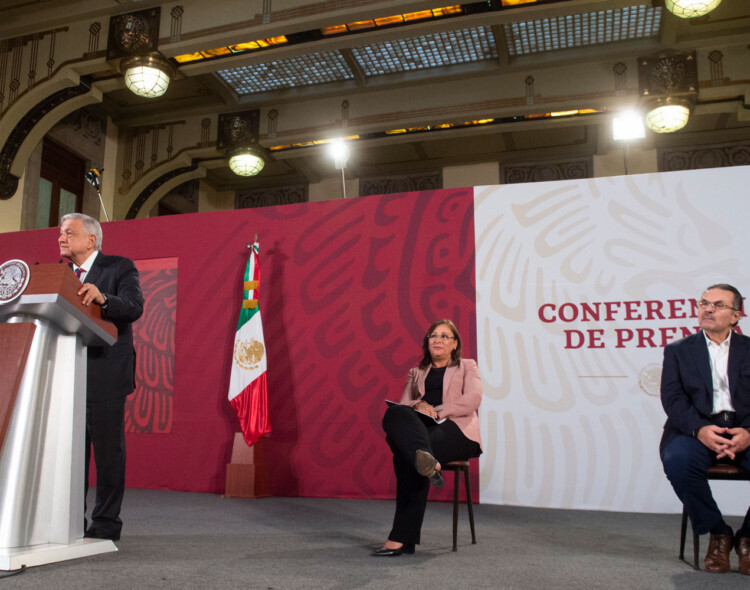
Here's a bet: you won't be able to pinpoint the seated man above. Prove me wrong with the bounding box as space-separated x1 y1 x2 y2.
660 283 750 574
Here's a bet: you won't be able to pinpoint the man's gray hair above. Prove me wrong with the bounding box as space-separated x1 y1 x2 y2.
61 213 103 251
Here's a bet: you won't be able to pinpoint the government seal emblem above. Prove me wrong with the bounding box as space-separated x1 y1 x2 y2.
233 338 265 370
638 363 662 397
0 259 30 304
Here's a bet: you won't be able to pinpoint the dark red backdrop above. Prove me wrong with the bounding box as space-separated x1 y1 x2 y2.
0 188 477 500
127 257 177 434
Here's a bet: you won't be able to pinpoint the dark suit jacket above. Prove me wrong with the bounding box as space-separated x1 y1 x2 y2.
660 330 750 453
76 252 144 402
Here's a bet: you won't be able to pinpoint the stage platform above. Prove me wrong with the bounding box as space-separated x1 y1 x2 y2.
0 489 744 589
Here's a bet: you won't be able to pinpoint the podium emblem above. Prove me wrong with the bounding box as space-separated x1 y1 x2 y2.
0 259 30 304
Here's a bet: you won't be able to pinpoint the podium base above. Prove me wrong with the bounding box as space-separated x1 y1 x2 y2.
0 538 117 571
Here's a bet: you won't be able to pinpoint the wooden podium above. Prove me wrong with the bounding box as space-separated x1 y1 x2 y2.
0 263 118 571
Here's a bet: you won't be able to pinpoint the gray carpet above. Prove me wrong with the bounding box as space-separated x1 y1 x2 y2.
1 490 747 589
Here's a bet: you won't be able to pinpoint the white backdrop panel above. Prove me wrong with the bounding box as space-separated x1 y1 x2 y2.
474 166 750 515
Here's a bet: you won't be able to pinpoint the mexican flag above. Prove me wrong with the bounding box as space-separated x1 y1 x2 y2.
228 242 271 446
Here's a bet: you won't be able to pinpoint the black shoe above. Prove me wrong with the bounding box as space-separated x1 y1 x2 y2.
373 543 415 556
415 450 444 488
85 528 120 541
428 471 444 488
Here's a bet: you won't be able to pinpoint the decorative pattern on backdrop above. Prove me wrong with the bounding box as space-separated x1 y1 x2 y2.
474 166 750 516
126 257 177 434
253 190 476 498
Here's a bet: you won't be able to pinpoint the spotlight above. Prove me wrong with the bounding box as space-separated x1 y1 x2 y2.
328 138 349 198
329 138 349 170
612 111 645 141
85 168 102 191
83 168 110 221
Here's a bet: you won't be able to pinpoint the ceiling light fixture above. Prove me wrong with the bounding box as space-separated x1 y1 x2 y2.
664 0 721 19
227 147 266 177
645 101 691 133
121 54 174 98
638 51 696 134
217 111 265 177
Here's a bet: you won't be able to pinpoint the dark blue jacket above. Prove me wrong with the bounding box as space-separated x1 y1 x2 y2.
660 330 750 453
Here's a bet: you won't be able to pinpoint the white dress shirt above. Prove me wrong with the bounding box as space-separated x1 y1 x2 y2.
72 250 99 283
704 331 735 414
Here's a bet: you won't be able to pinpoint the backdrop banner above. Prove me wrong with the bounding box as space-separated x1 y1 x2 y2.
474 165 750 515
0 189 476 500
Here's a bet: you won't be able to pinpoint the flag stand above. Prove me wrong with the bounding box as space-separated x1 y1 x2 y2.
224 433 270 499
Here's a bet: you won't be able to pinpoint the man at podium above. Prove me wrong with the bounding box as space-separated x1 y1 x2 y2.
58 213 144 541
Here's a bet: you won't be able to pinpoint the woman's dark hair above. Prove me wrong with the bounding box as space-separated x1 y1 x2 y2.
418 319 462 369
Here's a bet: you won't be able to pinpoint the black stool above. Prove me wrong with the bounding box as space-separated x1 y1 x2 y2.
441 460 477 551
679 463 750 569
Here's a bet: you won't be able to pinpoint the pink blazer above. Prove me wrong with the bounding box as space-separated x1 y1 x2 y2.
399 358 482 448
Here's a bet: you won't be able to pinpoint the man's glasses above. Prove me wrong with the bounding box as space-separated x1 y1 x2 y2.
428 334 455 341
698 299 738 312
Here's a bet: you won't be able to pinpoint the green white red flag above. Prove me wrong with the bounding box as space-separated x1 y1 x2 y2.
228 242 271 446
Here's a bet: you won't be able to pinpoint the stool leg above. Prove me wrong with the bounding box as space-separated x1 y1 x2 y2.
679 507 687 560
463 466 476 545
452 469 459 551
693 532 699 571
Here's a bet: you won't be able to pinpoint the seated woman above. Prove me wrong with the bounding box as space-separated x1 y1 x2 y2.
374 319 482 556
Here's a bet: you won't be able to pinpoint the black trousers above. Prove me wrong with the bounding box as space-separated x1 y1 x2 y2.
382 404 480 545
85 396 127 537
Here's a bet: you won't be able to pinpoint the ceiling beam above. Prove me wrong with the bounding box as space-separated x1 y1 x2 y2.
340 48 367 88
491 24 510 69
